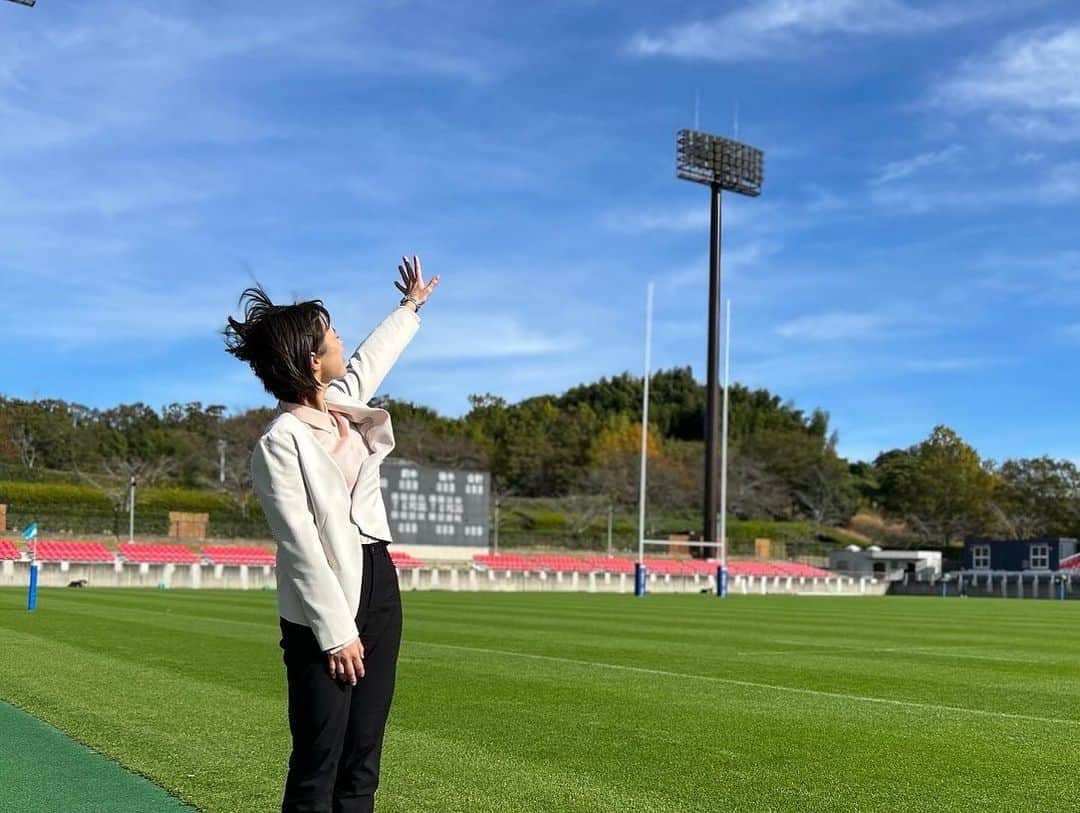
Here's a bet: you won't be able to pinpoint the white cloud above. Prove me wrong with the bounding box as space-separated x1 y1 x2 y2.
667 242 777 289
407 315 582 362
3 276 237 348
775 311 891 341
959 250 1080 308
869 160 1080 212
937 25 1080 112
604 207 710 232
873 144 965 184
903 357 1001 372
630 0 982 61
935 25 1080 139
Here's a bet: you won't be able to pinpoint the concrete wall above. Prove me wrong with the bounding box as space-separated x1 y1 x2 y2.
0 560 275 590
0 560 884 596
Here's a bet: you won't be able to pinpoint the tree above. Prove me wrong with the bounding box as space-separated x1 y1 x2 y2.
217 407 275 517
12 423 36 468
877 426 996 545
991 457 1080 539
583 415 662 507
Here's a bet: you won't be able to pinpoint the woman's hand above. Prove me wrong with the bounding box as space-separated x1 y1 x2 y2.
395 255 440 305
327 638 365 685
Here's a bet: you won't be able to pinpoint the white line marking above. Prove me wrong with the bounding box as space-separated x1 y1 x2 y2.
767 639 1046 665
410 641 1080 727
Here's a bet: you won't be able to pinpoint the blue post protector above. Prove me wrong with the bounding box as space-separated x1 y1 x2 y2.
634 562 647 597
27 562 38 611
716 565 728 598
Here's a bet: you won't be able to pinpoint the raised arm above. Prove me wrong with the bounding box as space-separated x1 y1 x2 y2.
251 431 358 651
328 255 439 403
327 305 421 403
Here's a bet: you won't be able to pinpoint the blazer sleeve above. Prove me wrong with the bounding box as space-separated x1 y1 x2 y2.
251 431 359 651
328 305 420 404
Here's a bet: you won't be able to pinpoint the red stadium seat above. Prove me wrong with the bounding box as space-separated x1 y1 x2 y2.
472 555 537 572
201 546 276 566
0 540 22 560
388 550 425 569
530 555 595 573
119 543 199 565
29 540 113 562
471 554 833 578
585 557 637 574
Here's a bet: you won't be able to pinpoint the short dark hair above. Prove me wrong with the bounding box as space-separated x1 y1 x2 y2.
223 285 331 404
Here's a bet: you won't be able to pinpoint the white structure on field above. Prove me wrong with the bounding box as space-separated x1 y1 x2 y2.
828 545 941 581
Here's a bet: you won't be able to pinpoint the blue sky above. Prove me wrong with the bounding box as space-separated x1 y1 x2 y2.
1 0 1078 464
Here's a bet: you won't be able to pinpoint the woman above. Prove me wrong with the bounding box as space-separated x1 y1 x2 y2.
224 256 439 813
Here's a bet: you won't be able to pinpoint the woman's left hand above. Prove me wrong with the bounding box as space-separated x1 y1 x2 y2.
395 255 440 304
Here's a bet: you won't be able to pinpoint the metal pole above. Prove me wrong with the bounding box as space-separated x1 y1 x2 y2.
26 528 37 611
607 504 613 558
128 477 136 543
720 298 731 572
218 439 227 485
636 282 654 596
493 496 500 555
704 184 722 549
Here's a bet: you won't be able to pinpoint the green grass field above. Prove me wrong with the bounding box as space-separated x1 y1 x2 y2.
1 588 1078 812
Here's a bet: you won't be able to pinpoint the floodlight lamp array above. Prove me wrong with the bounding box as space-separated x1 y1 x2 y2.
676 129 764 197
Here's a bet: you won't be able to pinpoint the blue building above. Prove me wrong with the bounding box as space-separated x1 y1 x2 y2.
963 538 1078 572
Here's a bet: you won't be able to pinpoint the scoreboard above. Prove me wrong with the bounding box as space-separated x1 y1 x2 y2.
379 458 490 546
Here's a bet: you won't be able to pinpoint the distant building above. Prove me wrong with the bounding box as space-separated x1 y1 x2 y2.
962 538 1078 572
827 545 942 581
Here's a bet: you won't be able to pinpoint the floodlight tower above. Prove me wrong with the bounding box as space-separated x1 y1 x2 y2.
675 130 763 558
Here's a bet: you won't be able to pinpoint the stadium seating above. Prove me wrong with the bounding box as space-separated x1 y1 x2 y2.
584 556 637 574
473 553 833 578
1062 553 1080 570
28 540 114 562
0 540 22 560
201 546 275 566
528 555 595 573
388 550 425 569
725 560 832 578
643 558 698 575
119 543 199 564
473 554 538 572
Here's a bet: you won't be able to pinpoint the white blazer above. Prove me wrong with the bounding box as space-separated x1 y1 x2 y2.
251 305 420 651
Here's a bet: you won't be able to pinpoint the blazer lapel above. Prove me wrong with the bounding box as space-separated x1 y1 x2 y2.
324 389 397 500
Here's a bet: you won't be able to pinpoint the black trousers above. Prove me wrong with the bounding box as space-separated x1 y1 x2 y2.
279 541 403 813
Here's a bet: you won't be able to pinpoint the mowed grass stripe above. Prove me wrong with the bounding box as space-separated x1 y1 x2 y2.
410 640 1080 726
1 589 1079 811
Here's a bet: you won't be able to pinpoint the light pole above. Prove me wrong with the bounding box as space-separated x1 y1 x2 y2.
675 129 763 557
606 503 613 558
217 439 227 485
128 476 136 543
635 282 654 597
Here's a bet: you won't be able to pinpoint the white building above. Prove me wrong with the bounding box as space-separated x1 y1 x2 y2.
828 545 941 581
